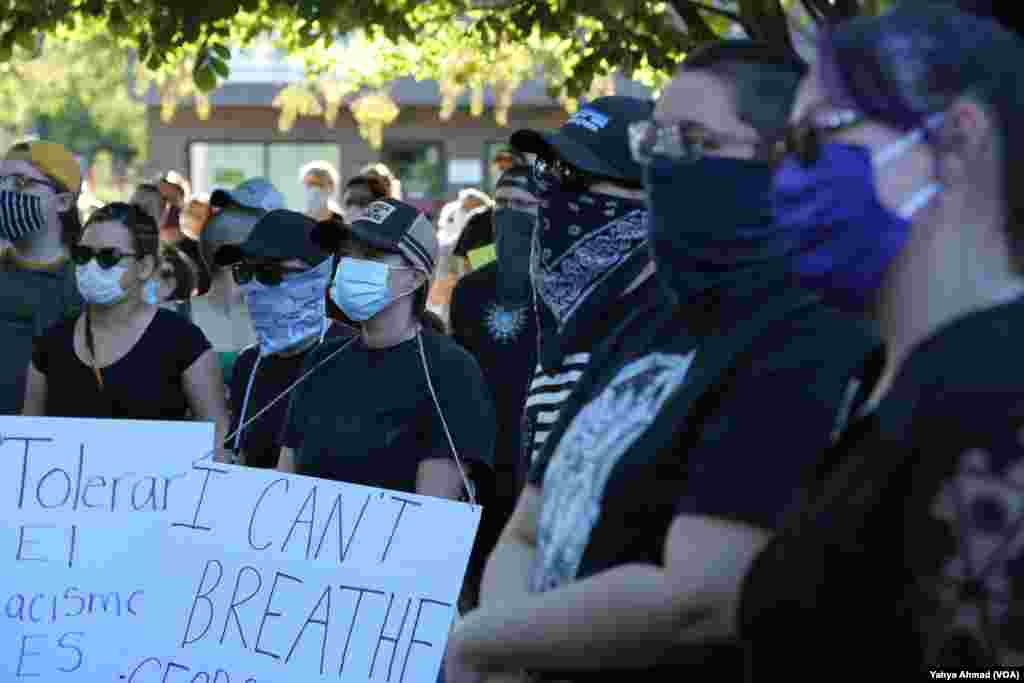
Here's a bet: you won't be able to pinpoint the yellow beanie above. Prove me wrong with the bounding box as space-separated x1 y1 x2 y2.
5 140 82 194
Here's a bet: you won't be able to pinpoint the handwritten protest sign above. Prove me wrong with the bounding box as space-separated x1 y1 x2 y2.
1 417 482 682
0 416 213 680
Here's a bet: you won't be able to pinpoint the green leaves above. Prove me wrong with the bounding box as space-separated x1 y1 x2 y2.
3 0 891 139
191 41 233 92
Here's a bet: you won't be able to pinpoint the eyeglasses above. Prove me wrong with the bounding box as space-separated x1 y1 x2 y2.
628 120 762 165
231 262 308 287
0 174 61 193
71 245 140 270
780 107 865 167
495 197 540 212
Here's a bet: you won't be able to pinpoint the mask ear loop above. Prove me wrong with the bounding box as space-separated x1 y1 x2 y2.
196 336 358 466
232 349 262 455
416 329 478 507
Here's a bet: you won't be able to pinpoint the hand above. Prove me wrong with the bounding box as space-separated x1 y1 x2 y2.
212 448 234 465
443 637 485 683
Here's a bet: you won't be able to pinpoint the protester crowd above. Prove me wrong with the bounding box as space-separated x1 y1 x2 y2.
1 2 1023 679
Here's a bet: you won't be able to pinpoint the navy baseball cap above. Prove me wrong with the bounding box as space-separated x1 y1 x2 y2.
214 209 328 267
511 96 655 185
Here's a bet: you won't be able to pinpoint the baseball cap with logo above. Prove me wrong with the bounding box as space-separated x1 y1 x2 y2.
4 140 82 194
343 198 438 275
210 177 286 212
510 96 654 186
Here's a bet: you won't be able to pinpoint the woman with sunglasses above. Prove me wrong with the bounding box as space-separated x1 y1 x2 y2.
724 5 1024 675
22 202 229 447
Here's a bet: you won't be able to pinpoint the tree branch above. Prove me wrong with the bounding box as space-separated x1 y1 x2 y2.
668 1 725 43
671 0 747 26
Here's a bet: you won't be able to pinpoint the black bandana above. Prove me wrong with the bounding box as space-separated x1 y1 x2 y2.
530 188 650 371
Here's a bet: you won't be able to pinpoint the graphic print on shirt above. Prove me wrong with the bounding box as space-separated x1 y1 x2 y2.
924 445 1024 658
531 350 697 593
484 301 528 343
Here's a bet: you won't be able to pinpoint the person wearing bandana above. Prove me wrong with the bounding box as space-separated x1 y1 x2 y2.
214 209 354 469
510 96 661 487
446 42 882 682
449 164 541 613
0 140 84 414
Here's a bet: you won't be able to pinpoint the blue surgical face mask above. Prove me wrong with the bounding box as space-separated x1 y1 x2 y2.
330 257 420 322
771 119 942 312
244 259 332 356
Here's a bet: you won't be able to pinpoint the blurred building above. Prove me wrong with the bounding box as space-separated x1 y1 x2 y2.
144 43 652 215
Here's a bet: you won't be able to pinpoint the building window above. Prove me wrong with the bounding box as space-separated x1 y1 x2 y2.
189 142 341 211
381 142 444 201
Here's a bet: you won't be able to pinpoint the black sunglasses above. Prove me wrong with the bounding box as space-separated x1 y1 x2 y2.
71 244 140 270
231 262 307 287
532 157 638 195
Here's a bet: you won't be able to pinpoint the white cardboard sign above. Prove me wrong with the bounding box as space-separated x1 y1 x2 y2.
0 417 481 683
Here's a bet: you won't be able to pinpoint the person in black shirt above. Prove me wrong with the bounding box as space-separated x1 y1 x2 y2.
451 206 495 272
735 6 1024 675
510 95 659 481
280 198 495 503
24 202 228 447
445 41 883 682
450 165 541 613
214 209 354 469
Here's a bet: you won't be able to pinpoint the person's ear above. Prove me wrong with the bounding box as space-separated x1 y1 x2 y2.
941 97 997 164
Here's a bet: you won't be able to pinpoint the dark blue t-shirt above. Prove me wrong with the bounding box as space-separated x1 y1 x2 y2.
283 328 496 494
527 282 881 681
0 252 81 414
450 262 536 502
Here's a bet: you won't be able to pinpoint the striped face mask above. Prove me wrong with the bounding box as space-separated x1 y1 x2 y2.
0 190 47 243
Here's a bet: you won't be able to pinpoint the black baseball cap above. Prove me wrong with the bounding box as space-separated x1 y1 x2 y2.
214 209 328 267
341 198 439 274
511 96 655 185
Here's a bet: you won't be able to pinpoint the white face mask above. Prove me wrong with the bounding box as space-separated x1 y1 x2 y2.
330 257 420 322
305 188 329 214
76 261 130 305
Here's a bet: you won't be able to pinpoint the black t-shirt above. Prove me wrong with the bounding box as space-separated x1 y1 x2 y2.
228 323 356 469
450 263 538 606
739 295 1024 678
283 328 496 494
527 283 882 681
450 262 537 504
32 308 211 420
520 276 662 490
